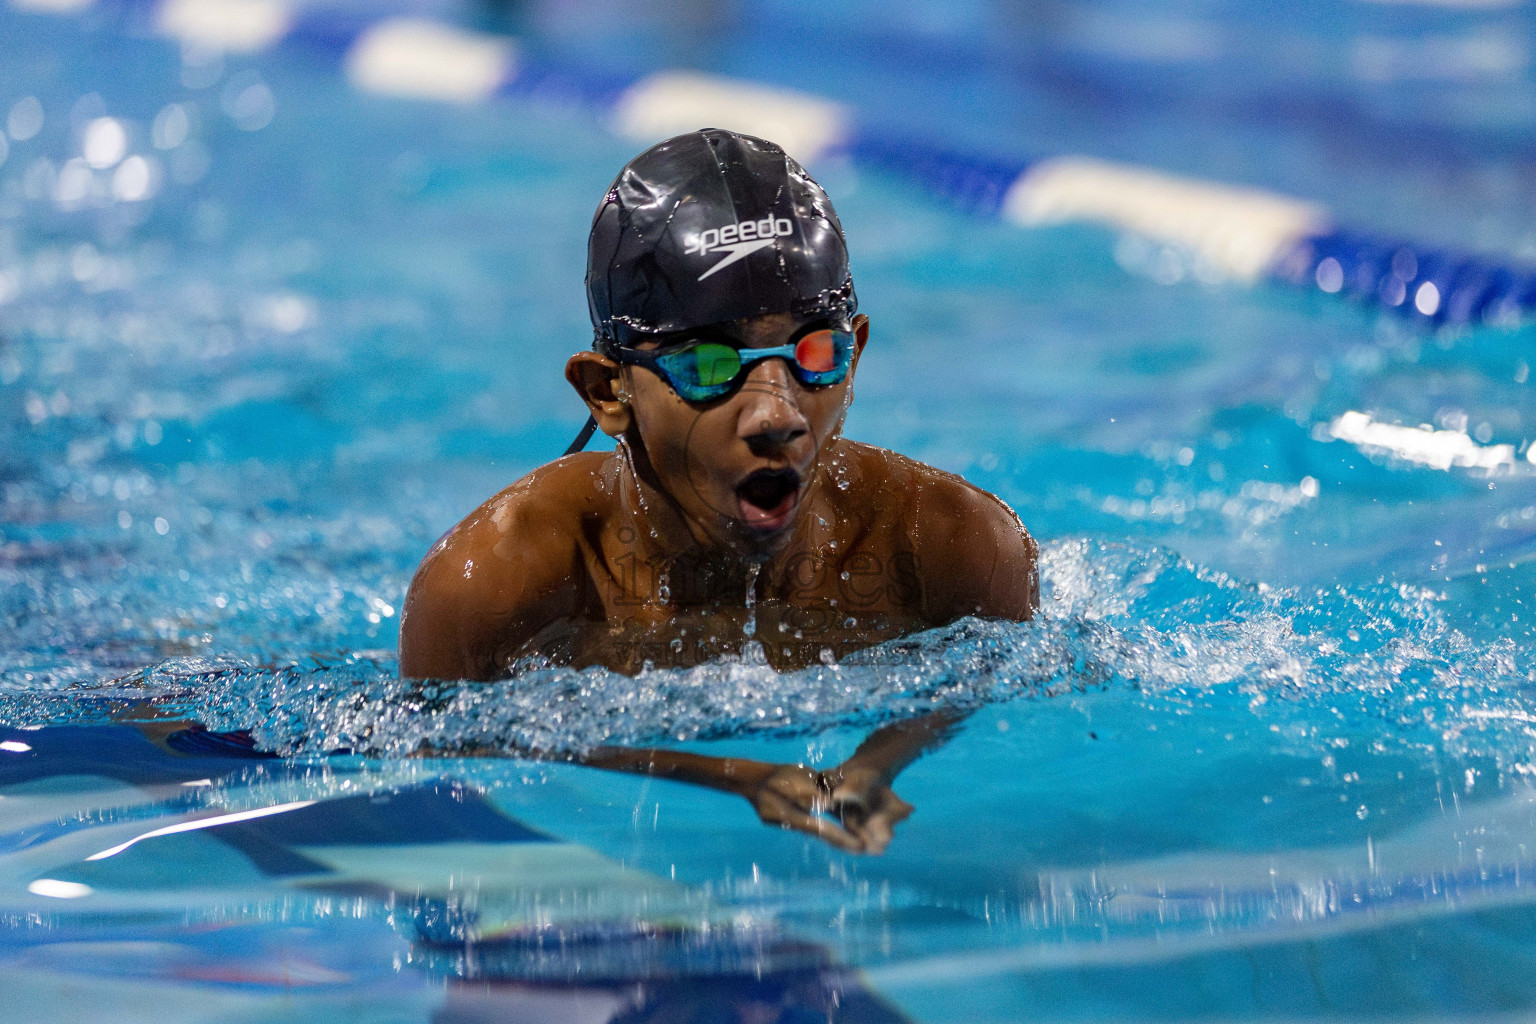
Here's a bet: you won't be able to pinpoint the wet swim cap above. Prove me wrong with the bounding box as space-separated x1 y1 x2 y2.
586 129 857 349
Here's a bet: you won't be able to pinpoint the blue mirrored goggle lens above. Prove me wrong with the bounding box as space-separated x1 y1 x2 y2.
651 330 854 401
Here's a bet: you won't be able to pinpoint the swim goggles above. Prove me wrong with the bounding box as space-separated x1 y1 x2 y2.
612 323 854 403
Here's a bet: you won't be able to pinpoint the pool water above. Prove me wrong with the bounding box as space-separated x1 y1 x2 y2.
2 4 1535 1021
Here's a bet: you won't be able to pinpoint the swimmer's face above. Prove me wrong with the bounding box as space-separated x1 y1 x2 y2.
569 313 868 555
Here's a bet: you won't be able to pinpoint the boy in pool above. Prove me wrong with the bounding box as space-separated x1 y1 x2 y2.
400 130 1037 853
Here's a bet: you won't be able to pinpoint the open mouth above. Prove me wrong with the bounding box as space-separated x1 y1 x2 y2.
734 468 802 532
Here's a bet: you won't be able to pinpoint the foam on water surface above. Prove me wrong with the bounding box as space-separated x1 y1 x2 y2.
5 538 1532 768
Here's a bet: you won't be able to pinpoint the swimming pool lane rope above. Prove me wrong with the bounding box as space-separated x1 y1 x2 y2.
14 0 1536 331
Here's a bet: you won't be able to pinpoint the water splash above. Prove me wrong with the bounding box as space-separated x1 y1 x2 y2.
3 539 1530 771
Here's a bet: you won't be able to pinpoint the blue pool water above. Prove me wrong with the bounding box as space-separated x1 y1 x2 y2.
2 3 1536 1021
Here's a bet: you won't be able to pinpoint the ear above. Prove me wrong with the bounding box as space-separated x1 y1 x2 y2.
841 313 878 388
846 313 870 379
565 352 633 437
828 314 869 439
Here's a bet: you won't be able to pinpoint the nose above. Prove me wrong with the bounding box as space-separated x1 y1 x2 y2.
735 357 810 455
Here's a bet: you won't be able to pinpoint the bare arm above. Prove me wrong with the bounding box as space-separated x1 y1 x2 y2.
815 709 965 853
580 746 870 853
832 708 965 783
399 462 593 681
579 744 886 853
579 712 964 855
916 474 1039 623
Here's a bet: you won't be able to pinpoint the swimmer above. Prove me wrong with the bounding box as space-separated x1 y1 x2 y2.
400 130 1037 853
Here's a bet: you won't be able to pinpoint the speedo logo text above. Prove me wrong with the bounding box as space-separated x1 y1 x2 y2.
685 216 794 281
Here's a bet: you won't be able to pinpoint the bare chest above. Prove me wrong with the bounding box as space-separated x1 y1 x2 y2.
511 543 929 673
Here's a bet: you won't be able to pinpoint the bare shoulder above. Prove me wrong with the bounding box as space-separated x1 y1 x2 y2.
825 438 960 502
835 440 1038 621
399 452 612 680
830 439 1028 538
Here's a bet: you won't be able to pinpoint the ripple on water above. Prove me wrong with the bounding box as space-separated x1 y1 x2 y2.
2 539 1530 772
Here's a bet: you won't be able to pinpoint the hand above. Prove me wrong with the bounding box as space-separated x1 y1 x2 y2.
748 762 913 855
817 761 913 855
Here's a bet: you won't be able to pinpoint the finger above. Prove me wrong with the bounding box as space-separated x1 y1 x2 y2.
758 793 865 852
845 809 895 854
857 828 891 856
831 789 869 819
834 802 869 831
826 778 877 823
846 795 912 855
829 784 903 829
767 785 834 822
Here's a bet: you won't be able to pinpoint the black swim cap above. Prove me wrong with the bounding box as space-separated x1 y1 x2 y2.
586 129 857 349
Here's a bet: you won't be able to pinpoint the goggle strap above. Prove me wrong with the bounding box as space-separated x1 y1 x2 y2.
564 414 598 456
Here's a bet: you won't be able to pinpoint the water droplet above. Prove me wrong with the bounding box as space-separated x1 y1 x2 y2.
742 562 762 640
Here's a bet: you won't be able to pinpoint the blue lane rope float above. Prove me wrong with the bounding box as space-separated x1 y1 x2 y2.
1271 228 1536 328
8 0 1536 331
